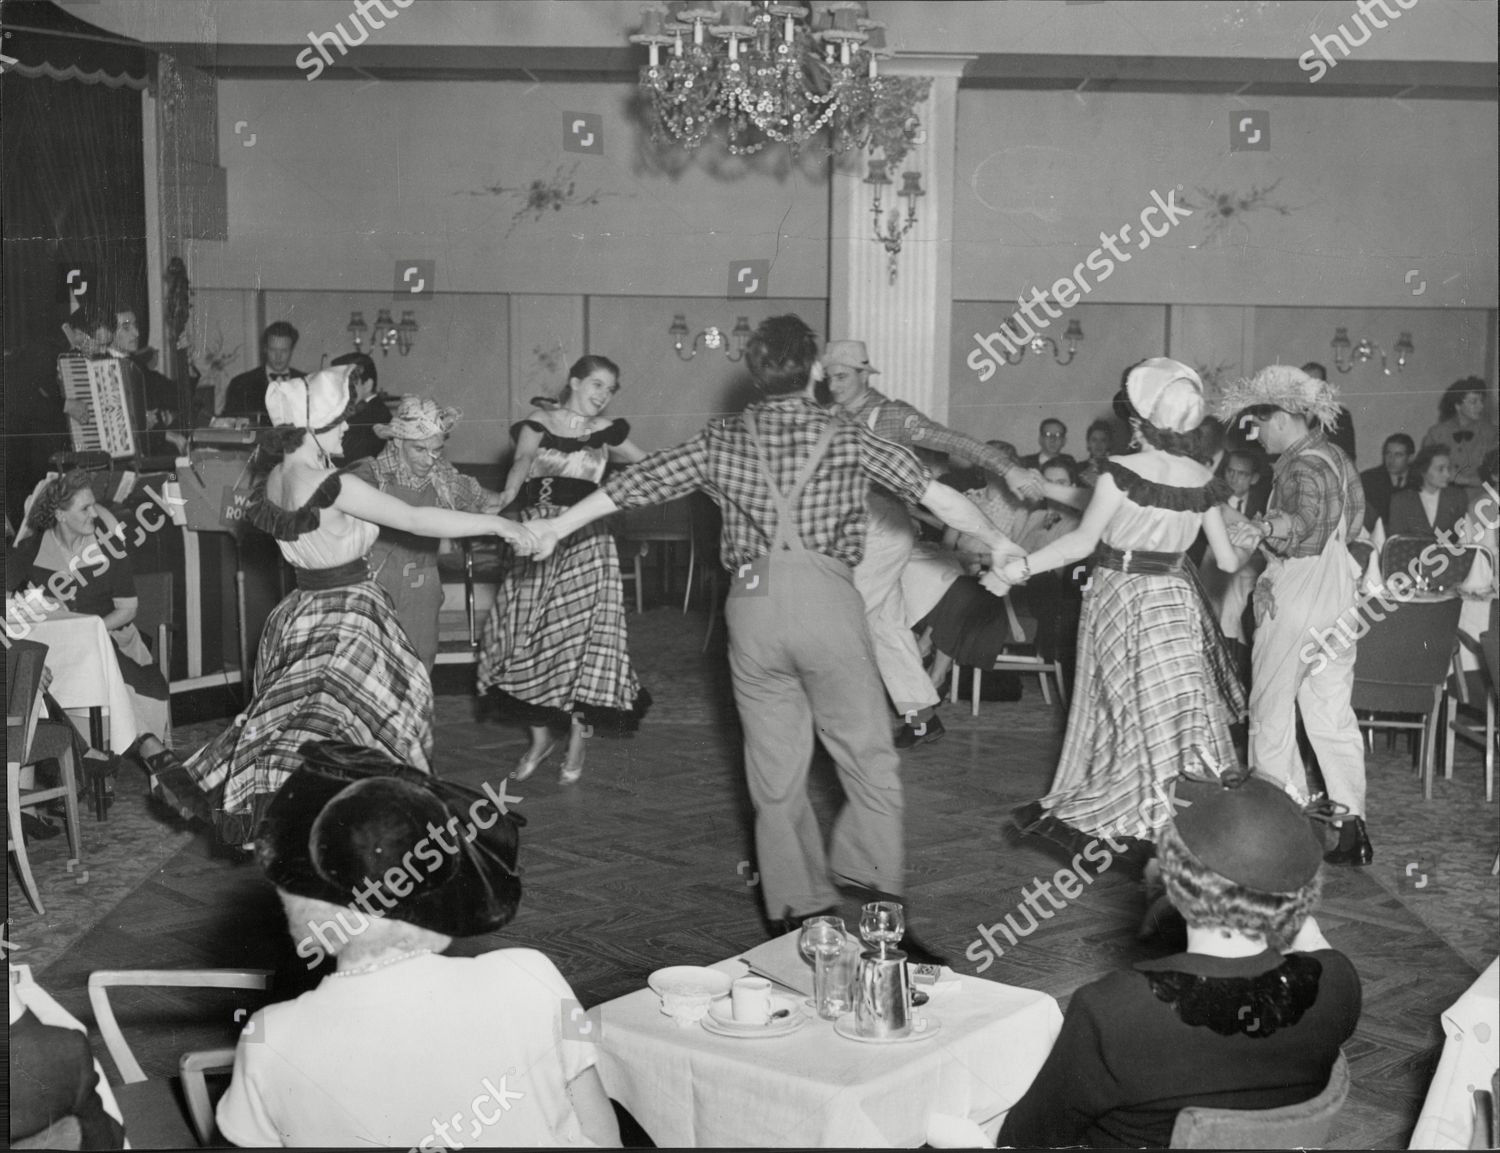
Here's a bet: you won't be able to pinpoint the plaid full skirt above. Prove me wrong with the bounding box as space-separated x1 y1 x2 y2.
160 581 434 845
477 514 648 732
1041 567 1246 842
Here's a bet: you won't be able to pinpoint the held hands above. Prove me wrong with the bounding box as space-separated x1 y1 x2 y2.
1008 467 1046 501
1228 519 1265 552
496 519 539 557
998 558 1031 587
979 570 1012 598
528 524 561 562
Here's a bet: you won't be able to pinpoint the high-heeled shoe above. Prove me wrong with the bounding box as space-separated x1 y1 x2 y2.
513 739 559 782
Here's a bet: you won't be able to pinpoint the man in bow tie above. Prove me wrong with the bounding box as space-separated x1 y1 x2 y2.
220 321 302 423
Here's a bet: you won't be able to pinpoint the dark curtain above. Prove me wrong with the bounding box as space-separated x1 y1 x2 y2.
1 0 153 527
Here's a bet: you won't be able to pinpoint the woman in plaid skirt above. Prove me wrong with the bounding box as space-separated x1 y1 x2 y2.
478 355 652 785
142 368 536 847
998 360 1253 854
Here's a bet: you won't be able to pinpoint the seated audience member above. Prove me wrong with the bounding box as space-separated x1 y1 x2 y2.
330 351 392 464
1424 376 1497 489
999 771 1361 1150
9 969 126 1148
900 544 1020 698
1360 433 1414 533
1456 448 1500 596
9 471 171 740
1021 417 1077 471
1388 445 1466 538
1079 419 1115 487
217 741 620 1149
1301 362 1357 462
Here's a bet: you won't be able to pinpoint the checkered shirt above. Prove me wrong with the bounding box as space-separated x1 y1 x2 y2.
837 387 1022 476
1267 431 1366 558
602 396 932 570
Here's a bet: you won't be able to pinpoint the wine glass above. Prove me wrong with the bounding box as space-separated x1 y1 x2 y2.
797 915 847 1020
860 901 905 957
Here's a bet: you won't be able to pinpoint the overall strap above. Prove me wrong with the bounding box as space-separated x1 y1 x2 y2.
744 412 840 551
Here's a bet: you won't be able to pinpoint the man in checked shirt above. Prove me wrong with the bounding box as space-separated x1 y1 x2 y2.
530 316 1020 949
1219 365 1372 867
821 340 1045 748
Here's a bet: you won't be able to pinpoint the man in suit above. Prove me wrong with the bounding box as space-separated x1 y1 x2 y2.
1360 433 1414 533
220 321 301 423
1302 362 1357 462
1199 449 1268 677
1020 417 1078 472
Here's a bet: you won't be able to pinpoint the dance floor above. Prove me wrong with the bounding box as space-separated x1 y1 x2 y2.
8 603 1497 1148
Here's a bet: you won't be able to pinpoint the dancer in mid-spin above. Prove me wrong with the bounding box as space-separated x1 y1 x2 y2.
478 355 651 785
145 368 536 847
998 360 1252 854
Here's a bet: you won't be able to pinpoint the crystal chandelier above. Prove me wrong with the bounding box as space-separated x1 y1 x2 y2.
629 1 903 156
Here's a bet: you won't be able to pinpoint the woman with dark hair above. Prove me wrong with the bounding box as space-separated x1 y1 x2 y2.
478 354 651 784
10 472 171 739
1000 359 1251 850
1424 377 1498 489
1387 445 1467 538
1079 418 1115 487
216 740 619 1149
999 771 1361 1149
143 368 535 847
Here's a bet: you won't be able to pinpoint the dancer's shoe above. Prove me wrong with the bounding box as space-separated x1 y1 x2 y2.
513 739 559 782
1323 817 1373 866
559 739 586 785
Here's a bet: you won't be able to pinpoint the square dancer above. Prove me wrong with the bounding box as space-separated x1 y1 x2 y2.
1217 366 1371 866
822 339 1038 747
528 316 1018 942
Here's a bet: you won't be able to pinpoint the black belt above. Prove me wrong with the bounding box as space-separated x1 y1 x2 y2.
521 476 597 508
294 557 370 590
1093 544 1187 575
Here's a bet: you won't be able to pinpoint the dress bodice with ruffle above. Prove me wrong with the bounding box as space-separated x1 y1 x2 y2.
1099 460 1231 554
513 419 628 485
248 472 378 570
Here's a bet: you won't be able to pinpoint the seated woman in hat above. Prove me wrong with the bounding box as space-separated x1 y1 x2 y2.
140 368 536 847
217 741 620 1149
997 772 1361 1149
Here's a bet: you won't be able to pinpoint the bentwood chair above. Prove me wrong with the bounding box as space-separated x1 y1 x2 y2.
88 968 273 1147
1169 1051 1350 1148
950 597 1067 714
1442 599 1499 803
6 639 85 915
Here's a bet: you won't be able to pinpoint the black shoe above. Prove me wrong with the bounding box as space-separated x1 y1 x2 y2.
1323 817 1373 866
20 812 61 841
894 714 945 750
770 905 843 939
1010 801 1047 834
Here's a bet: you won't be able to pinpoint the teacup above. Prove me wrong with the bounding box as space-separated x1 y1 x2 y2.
730 976 772 1025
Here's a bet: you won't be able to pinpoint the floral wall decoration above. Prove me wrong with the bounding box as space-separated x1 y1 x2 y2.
463 162 622 238
1182 180 1295 244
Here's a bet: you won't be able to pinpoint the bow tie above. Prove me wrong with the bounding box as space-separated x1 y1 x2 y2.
268 371 293 381
1451 430 1474 444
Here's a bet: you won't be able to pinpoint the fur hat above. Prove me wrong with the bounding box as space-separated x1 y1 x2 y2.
266 367 352 430
1215 365 1343 433
1125 358 1206 433
1170 772 1324 892
376 395 462 441
256 741 525 937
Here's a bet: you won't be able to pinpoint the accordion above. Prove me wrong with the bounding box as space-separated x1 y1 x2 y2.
57 353 142 460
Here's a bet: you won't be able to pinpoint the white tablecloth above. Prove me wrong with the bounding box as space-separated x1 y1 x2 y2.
1411 958 1500 1150
4 610 136 752
10 963 128 1142
594 933 1062 1148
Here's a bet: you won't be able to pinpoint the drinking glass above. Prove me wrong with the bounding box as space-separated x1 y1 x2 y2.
797 915 848 1020
860 900 905 957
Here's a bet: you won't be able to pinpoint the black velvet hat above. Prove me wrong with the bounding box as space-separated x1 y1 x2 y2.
1172 772 1324 892
257 740 525 937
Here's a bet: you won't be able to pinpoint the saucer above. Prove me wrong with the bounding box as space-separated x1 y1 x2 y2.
833 1014 941 1044
702 994 806 1038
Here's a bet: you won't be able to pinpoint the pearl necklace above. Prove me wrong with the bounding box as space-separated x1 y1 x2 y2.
328 948 433 978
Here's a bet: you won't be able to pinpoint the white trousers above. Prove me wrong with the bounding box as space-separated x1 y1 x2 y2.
852 492 940 718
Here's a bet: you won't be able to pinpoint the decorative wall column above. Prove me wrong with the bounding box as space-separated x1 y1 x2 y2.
830 54 973 422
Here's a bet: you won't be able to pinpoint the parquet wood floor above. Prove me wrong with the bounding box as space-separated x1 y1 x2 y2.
9 604 1497 1148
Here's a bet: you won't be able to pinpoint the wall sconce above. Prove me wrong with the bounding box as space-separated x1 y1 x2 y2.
370 307 418 357
993 318 1084 367
1331 326 1412 375
347 310 368 351
670 314 752 361
866 159 923 283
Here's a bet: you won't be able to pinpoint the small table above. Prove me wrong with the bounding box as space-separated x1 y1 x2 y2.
4 609 137 753
1411 958 1500 1150
594 933 1062 1147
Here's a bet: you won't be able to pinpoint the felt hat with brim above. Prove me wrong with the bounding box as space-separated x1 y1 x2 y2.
257 740 525 937
1171 772 1324 892
822 340 879 374
266 367 353 430
1125 358 1206 434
